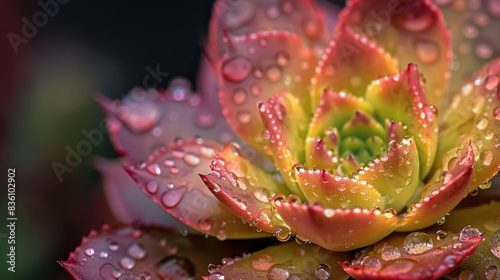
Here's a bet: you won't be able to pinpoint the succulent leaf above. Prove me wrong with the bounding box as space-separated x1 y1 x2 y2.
340 0 452 106
126 138 266 239
311 25 399 109
397 145 475 231
95 158 192 232
274 202 398 251
96 86 235 164
208 0 330 60
341 226 484 280
434 0 500 108
203 242 352 280
365 64 438 178
431 202 500 279
60 225 251 280
201 142 290 235
436 58 500 191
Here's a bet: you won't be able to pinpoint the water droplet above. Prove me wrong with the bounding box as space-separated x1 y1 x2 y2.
381 245 402 261
436 230 448 240
197 218 212 232
195 111 216 129
94 250 107 259
489 230 500 258
485 75 500 91
212 183 221 193
156 256 195 279
302 18 321 38
183 153 201 166
473 12 490 27
276 52 290 67
265 65 282 82
475 42 493 59
414 39 439 64
118 100 161 134
275 226 291 242
232 89 248 105
383 208 397 218
128 243 146 260
381 259 417 274
252 253 275 271
146 163 161 176
267 264 290 280
480 150 494 166
315 264 332 280
324 208 335 218
222 56 252 82
493 107 500 121
459 225 483 242
161 188 186 208
108 241 119 251
84 248 95 257
395 9 433 32
120 256 135 270
403 232 434 254
437 216 446 225
146 180 159 193
253 188 270 203
361 256 382 269
99 264 122 280
208 272 225 280
477 117 489 130
232 197 247 210
237 111 251 124
216 230 227 241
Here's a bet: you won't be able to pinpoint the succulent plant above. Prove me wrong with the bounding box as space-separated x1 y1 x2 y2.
62 0 500 279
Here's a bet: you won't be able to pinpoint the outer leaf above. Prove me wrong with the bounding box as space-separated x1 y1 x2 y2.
274 202 398 251
341 227 484 280
97 86 235 164
126 138 266 239
215 30 316 154
436 58 500 191
200 142 290 235
208 0 329 60
60 225 269 280
95 158 192 232
434 0 500 108
203 242 352 280
311 25 398 108
431 202 500 279
340 0 452 106
366 64 438 178
397 145 475 231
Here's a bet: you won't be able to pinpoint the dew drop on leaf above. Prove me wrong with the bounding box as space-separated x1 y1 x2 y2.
119 256 135 270
222 56 252 82
459 225 483 242
403 232 433 254
381 245 402 261
127 243 146 260
251 253 275 271
267 264 290 280
155 256 195 279
489 230 500 259
314 264 332 280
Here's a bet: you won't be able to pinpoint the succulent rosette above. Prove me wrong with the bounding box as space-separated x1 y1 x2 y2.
62 0 500 279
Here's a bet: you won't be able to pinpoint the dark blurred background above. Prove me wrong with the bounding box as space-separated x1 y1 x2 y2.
0 1 344 279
